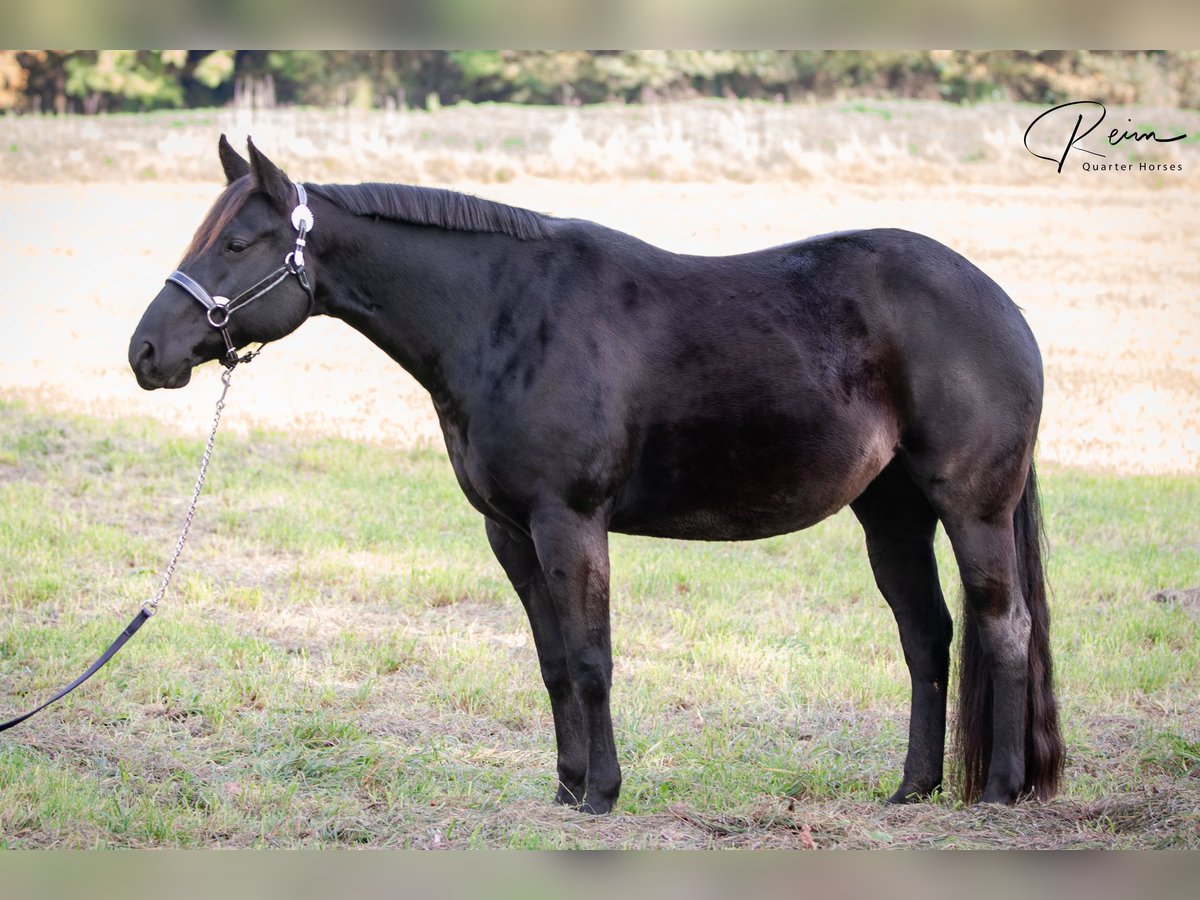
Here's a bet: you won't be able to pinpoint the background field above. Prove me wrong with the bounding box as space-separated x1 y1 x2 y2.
0 102 1198 847
3 102 1199 474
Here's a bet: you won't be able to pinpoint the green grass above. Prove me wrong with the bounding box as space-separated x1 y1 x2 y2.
0 397 1197 847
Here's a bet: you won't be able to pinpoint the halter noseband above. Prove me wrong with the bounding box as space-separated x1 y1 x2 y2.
165 182 316 366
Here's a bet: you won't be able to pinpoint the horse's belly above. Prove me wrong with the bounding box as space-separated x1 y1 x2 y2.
609 495 840 541
609 411 895 541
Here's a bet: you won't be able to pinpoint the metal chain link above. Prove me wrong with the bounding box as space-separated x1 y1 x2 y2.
140 365 234 617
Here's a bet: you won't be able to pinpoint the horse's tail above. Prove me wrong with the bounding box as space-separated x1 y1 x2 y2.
957 461 1065 802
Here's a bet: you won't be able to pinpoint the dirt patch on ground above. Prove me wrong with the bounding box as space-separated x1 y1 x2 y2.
1155 587 1200 624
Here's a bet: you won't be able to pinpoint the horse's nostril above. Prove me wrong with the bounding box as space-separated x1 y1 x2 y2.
135 341 155 371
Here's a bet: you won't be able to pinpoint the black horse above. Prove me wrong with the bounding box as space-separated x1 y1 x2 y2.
129 137 1064 814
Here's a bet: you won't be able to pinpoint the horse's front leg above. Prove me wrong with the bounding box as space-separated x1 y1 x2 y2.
484 518 589 807
529 503 621 814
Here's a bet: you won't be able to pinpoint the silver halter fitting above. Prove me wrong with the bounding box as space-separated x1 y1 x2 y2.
289 186 313 269
166 182 316 365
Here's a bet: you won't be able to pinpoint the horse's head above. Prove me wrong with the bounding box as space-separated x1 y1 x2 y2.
129 136 317 389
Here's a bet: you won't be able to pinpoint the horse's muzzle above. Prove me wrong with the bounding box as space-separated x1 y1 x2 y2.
129 339 193 390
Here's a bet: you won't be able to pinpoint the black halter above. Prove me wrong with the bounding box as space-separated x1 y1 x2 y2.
166 182 316 366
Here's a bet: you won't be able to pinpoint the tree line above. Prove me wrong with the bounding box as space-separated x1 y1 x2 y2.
2 51 1197 114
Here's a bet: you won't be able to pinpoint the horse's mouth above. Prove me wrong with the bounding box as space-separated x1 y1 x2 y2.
134 361 193 391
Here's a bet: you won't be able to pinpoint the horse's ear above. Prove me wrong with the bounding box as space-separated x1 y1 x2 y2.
217 134 250 184
246 137 293 209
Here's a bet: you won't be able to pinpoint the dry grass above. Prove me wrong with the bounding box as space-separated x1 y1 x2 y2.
213 790 1197 850
2 100 1197 188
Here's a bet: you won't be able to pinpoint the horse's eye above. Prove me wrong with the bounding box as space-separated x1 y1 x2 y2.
227 239 248 254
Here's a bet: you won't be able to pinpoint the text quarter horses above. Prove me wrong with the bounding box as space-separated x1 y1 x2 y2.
129 138 1064 814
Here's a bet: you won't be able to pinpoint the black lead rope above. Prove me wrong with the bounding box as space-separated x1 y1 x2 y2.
1 362 239 734
0 610 151 733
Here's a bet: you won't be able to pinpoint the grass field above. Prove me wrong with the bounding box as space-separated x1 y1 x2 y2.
0 399 1197 848
1 102 1198 848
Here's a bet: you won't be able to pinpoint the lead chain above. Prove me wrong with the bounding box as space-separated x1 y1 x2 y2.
141 365 234 617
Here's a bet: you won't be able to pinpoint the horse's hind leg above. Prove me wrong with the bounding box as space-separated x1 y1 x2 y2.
940 513 1030 803
485 518 589 807
850 459 952 802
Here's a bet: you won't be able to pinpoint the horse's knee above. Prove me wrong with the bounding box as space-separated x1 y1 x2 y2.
566 647 611 705
904 605 953 662
538 653 573 698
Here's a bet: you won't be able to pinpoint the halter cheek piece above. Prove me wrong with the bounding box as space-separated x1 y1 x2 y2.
165 182 316 366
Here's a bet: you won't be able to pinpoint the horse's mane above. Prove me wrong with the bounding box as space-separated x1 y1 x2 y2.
308 182 550 241
182 177 549 264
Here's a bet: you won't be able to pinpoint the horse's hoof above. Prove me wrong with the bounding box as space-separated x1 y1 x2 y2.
578 797 615 815
887 783 939 804
554 783 587 808
978 790 1020 805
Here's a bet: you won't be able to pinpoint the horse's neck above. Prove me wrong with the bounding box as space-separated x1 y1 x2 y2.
317 218 520 398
